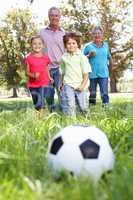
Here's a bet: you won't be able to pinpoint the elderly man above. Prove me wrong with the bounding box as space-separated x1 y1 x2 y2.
83 26 113 107
40 7 65 111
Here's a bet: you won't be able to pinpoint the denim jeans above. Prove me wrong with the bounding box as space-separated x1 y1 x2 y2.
89 78 109 105
29 86 48 110
60 85 89 116
47 68 61 110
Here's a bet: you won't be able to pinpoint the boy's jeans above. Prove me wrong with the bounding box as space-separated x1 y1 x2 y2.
89 78 109 105
60 85 89 117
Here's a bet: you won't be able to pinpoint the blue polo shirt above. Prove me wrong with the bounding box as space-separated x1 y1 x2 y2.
83 42 111 79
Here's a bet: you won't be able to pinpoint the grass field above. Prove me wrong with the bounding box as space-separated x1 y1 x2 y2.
0 95 133 200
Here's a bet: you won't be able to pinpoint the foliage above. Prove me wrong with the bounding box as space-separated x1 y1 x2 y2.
98 0 133 92
0 8 37 96
60 0 94 44
0 97 133 199
28 0 34 3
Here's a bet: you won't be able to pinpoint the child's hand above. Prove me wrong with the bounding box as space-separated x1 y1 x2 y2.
77 85 84 92
34 72 40 79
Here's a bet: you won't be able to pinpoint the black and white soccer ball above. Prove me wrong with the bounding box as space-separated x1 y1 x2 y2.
48 125 115 181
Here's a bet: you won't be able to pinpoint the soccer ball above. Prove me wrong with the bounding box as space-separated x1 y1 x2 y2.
48 125 115 181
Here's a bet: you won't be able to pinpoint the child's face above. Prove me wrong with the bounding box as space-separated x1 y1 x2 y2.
66 38 78 54
31 38 44 54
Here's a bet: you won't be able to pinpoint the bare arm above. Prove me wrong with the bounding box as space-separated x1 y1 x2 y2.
109 57 113 69
26 64 39 79
26 64 34 78
78 73 88 91
59 74 64 91
109 57 118 70
48 70 54 83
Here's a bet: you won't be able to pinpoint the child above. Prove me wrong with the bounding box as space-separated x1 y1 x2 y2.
60 32 91 117
25 35 53 118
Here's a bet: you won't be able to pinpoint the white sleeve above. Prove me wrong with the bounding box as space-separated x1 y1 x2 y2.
81 55 92 74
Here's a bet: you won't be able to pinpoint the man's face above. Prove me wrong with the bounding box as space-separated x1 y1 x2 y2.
93 30 103 42
49 9 61 27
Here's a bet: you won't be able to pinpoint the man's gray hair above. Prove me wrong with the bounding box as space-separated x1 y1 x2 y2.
48 7 60 16
92 26 104 35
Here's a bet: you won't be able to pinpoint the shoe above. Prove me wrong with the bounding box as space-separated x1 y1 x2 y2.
49 105 56 113
102 103 109 108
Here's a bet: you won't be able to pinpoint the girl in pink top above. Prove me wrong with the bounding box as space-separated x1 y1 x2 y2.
25 35 53 118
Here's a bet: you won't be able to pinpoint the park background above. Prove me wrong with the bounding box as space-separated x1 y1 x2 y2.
0 1 133 200
0 0 133 97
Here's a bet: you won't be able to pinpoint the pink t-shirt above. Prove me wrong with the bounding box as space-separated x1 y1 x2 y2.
25 53 51 88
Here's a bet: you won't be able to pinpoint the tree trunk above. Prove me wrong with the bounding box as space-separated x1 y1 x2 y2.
12 86 18 97
110 77 118 93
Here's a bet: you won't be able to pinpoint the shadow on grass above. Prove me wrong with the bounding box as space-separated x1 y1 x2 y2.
0 97 133 113
0 99 33 111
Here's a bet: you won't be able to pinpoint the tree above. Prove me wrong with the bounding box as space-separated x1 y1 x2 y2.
28 0 34 3
60 0 94 44
97 0 133 92
0 8 37 97
61 0 133 92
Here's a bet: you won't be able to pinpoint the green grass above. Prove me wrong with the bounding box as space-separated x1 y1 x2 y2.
0 96 133 200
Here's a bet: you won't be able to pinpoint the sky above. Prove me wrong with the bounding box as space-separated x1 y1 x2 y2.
0 0 65 22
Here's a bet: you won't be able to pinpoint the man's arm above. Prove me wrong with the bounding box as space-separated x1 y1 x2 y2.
109 57 113 69
109 57 118 70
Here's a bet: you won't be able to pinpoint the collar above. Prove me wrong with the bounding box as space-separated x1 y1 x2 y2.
65 49 81 56
46 25 64 32
92 41 104 48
